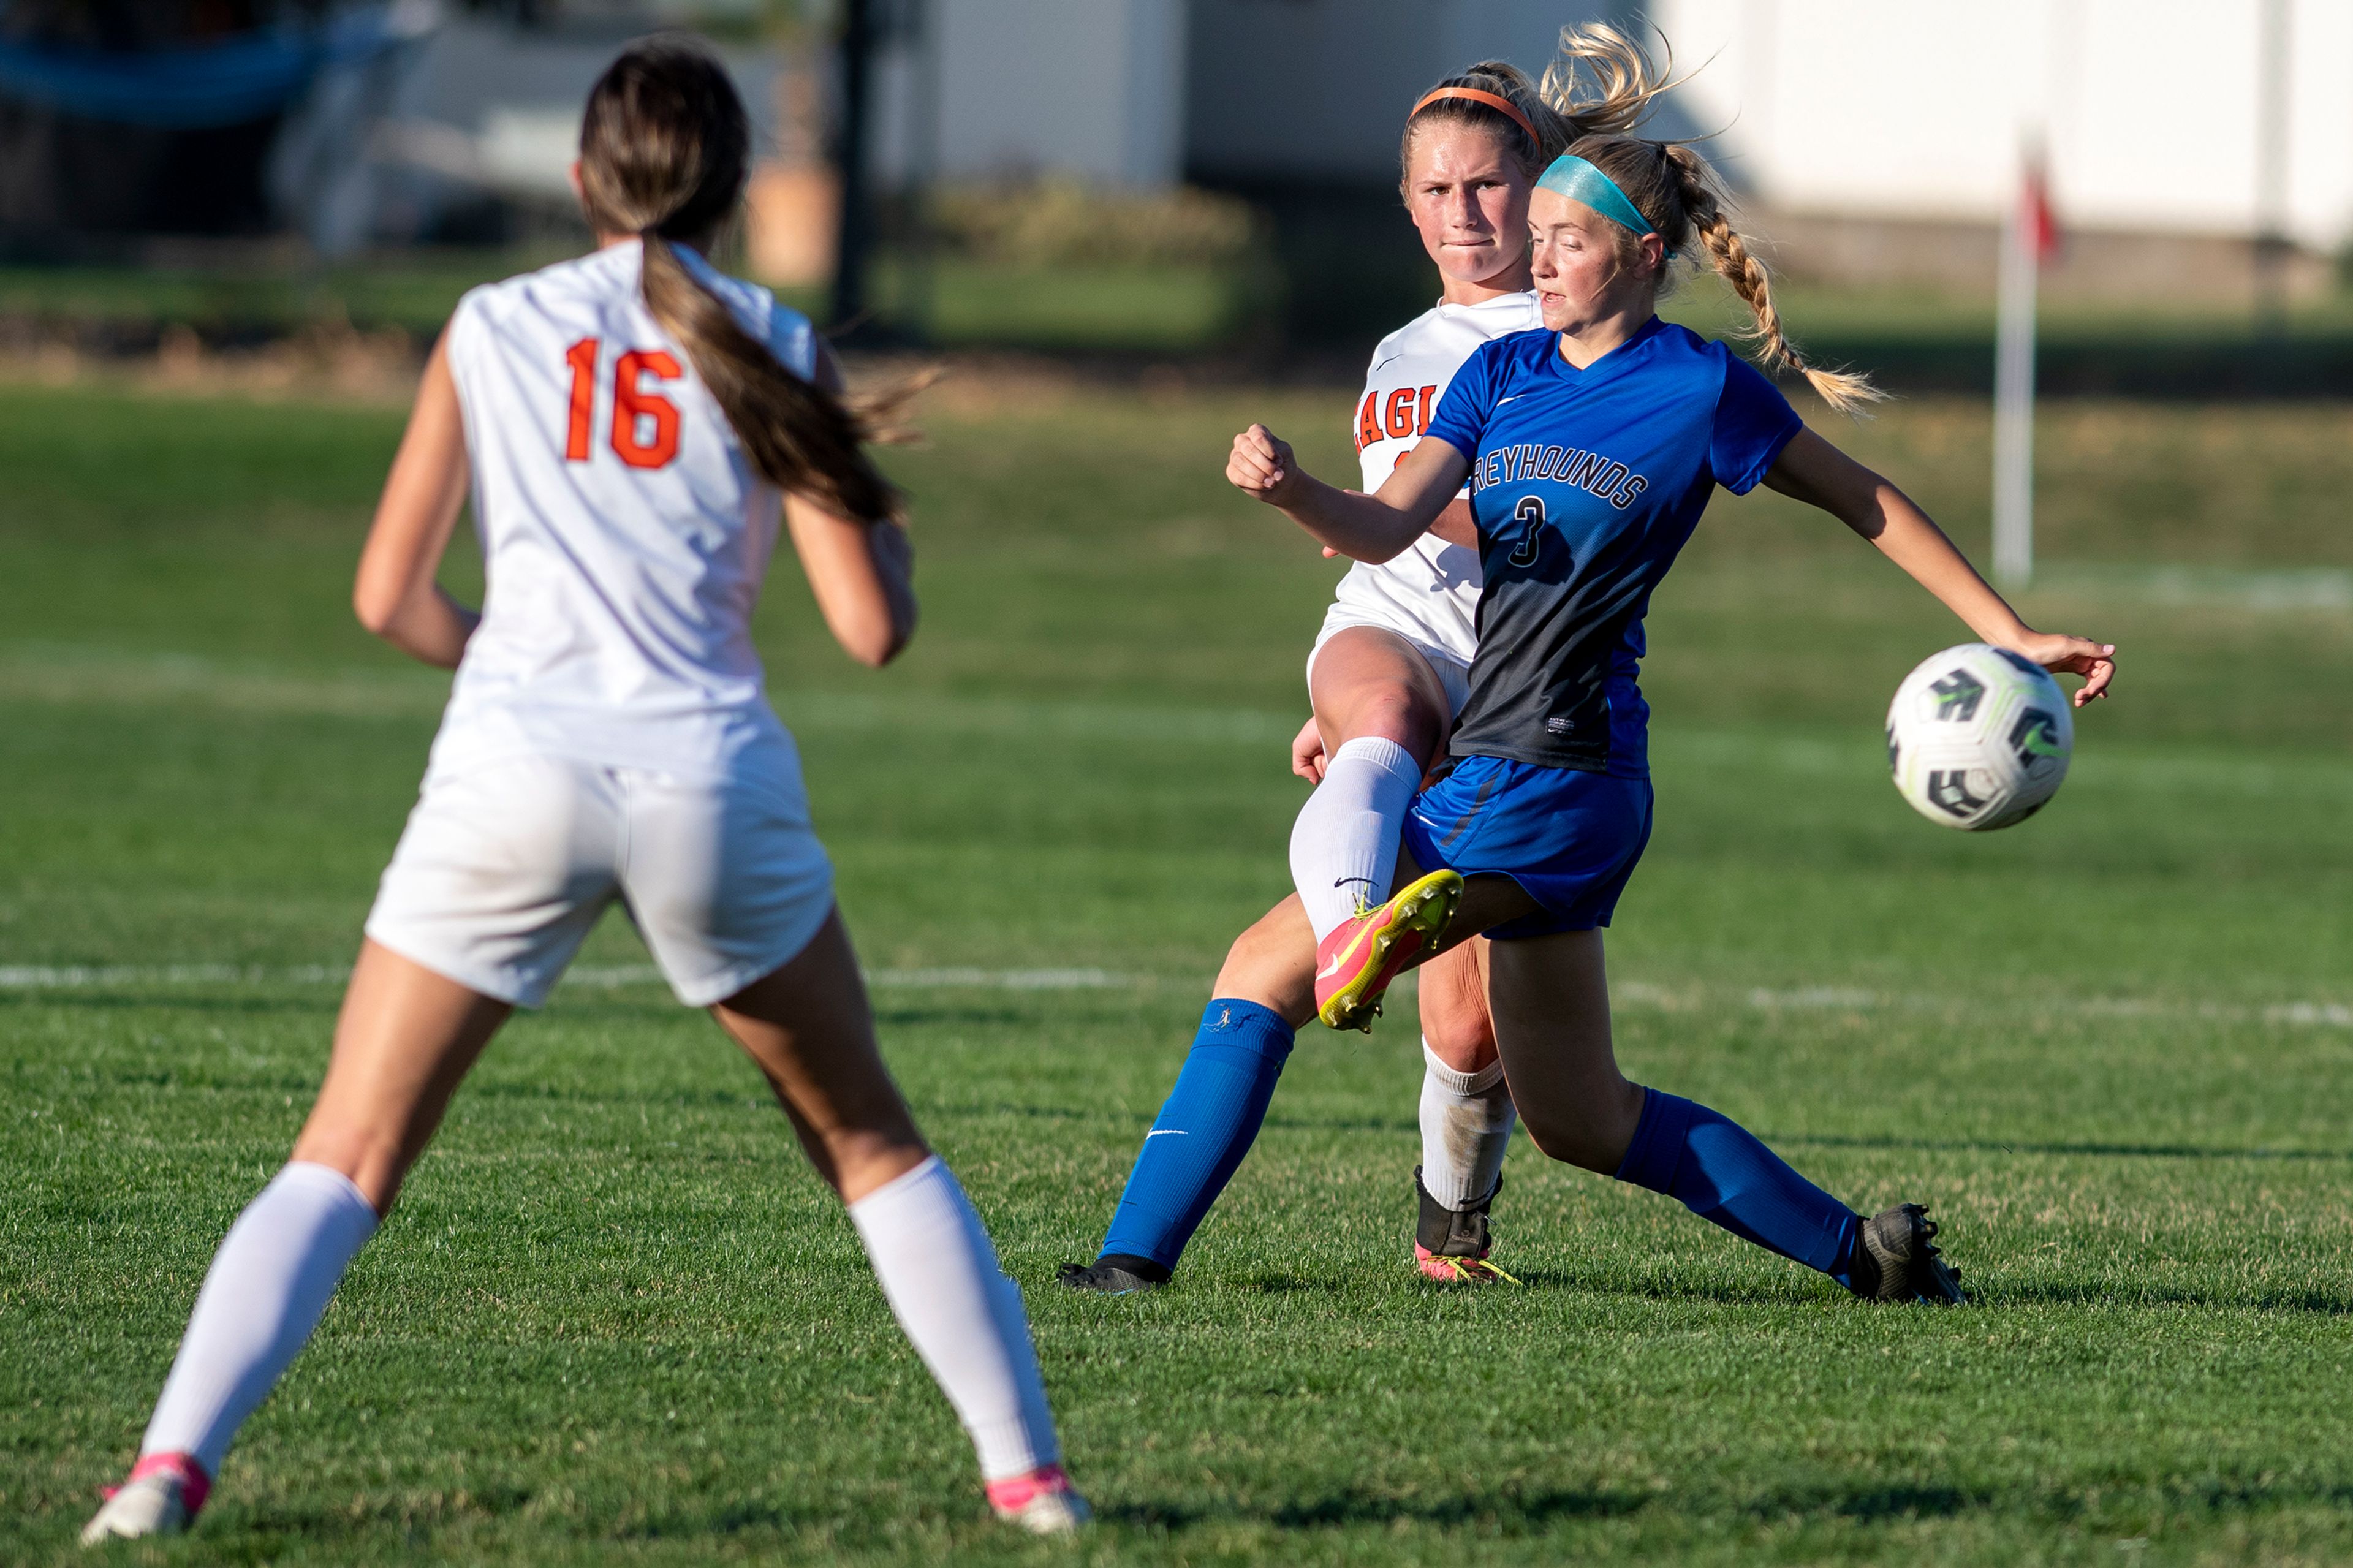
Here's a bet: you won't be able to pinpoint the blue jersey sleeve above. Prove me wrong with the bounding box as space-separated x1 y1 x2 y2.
1423 339 1504 463
1708 354 1803 494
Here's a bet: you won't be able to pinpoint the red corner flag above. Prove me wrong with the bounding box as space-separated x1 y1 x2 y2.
2020 155 2061 263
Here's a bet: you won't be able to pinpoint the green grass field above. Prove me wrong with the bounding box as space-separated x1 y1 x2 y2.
15 241 2353 368
4 374 2351 1566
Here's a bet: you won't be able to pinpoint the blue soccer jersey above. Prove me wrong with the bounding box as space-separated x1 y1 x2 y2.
1423 316 1802 774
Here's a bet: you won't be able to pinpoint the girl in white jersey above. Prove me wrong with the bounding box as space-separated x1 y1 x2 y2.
84 41 1084 1543
1061 31 1669 1295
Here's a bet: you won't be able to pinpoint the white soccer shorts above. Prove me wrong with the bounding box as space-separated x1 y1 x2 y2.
1306 607 1473 721
365 751 835 1009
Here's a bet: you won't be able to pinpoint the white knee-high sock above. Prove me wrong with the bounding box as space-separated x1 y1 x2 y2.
1290 736 1423 941
141 1162 379 1475
848 1156 1059 1482
1418 1041 1516 1210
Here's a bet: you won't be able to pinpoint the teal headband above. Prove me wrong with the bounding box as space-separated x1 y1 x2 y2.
1537 154 1673 258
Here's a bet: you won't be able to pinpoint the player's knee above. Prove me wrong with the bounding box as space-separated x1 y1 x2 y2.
1518 1112 1619 1175
1417 952 1496 1069
1339 689 1434 757
1523 1076 1645 1173
1420 1007 1496 1071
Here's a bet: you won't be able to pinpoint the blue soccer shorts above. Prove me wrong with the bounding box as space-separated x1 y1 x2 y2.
1400 754 1653 940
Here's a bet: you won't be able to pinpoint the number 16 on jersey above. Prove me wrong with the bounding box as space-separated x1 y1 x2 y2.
564 338 682 469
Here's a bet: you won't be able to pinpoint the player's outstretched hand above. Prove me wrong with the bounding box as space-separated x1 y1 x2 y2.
1291 715 1328 783
1227 424 1298 504
2011 631 2117 707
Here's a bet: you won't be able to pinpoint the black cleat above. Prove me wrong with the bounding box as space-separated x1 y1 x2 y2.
1853 1202 1967 1304
1413 1166 1517 1282
1055 1254 1171 1295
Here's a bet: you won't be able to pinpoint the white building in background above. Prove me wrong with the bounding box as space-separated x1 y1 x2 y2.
1170 0 2353 249
858 0 1673 188
1180 0 1658 183
1650 0 2353 249
294 0 2353 265
871 0 1188 187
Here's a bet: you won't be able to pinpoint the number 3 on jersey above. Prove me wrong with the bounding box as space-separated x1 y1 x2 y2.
564 337 681 469
1507 495 1545 567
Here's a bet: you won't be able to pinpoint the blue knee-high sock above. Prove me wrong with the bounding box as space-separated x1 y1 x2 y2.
1615 1088 1863 1287
1096 999 1295 1274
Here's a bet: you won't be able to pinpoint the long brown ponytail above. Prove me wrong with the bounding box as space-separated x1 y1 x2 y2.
1567 129 1884 415
577 38 905 519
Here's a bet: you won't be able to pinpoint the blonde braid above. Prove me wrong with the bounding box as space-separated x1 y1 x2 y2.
1661 146 1882 415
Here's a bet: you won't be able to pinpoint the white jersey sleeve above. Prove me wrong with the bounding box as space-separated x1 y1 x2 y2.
1320 290 1544 670
434 240 820 782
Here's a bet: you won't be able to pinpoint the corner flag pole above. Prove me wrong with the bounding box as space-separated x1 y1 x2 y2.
1992 144 2055 590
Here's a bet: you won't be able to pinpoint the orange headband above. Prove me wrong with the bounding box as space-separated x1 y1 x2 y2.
1409 86 1537 146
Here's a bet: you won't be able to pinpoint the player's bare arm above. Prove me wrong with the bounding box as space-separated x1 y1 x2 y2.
352 336 479 669
787 335 917 667
1764 428 2116 706
786 493 915 668
1316 495 1479 558
1226 422 1470 562
1427 496 1480 548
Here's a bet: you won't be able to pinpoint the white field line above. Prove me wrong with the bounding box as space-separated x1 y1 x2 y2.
1611 980 2353 1031
6 645 2350 801
0 645 1305 744
0 963 1126 993
0 963 2342 1029
2031 564 2353 613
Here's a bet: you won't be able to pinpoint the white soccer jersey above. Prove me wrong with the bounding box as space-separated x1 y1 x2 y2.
1325 290 1544 669
435 240 817 781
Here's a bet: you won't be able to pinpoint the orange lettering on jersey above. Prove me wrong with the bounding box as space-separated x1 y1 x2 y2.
1417 384 1437 433
1355 390 1381 451
1385 387 1417 440
612 349 684 469
563 337 599 461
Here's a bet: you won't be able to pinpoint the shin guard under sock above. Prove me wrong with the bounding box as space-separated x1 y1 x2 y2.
1289 736 1422 940
1096 999 1295 1273
851 1155 1060 1482
1417 1041 1515 1210
140 1162 379 1477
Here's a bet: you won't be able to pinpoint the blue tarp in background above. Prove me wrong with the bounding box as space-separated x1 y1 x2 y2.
0 5 414 128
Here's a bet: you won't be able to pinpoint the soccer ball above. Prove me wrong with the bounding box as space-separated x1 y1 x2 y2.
1885 643 2072 830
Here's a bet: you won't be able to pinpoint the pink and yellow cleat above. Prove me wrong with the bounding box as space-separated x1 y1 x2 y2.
1413 1165 1518 1283
1314 868 1463 1032
1414 1243 1520 1284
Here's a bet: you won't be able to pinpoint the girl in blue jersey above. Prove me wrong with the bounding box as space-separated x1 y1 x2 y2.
1059 31 1675 1298
1224 128 2116 1302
